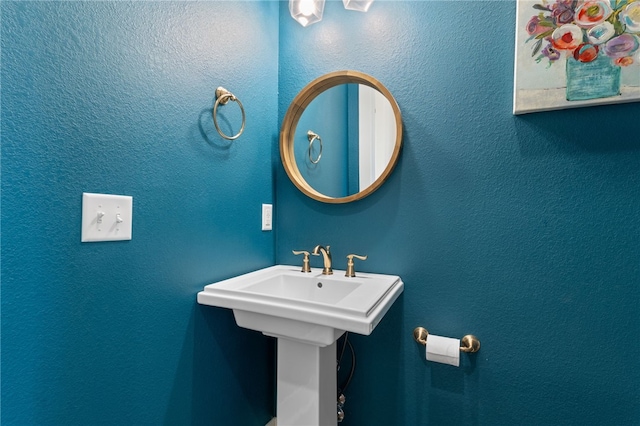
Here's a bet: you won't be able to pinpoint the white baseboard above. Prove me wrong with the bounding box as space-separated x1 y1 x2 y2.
266 417 277 426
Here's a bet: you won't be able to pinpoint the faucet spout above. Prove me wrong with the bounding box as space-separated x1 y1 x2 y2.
312 245 333 275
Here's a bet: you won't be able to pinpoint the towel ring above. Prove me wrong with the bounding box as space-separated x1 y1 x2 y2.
213 87 246 140
307 130 322 164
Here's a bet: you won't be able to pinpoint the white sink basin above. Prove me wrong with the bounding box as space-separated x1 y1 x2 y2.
197 265 403 346
197 264 403 425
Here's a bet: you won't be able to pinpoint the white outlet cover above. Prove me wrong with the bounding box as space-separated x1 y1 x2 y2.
81 193 133 242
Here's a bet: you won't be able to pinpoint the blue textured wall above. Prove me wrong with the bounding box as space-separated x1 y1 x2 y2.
2 2 277 424
3 1 639 425
277 1 640 425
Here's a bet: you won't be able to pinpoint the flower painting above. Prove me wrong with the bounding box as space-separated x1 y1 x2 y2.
513 0 640 114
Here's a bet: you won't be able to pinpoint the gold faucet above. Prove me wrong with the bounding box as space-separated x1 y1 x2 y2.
312 245 333 275
292 250 311 273
345 254 368 277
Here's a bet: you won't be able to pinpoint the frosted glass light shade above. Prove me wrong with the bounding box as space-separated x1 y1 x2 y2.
289 0 325 27
342 0 374 12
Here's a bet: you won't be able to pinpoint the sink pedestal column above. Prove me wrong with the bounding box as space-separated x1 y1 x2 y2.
276 338 337 426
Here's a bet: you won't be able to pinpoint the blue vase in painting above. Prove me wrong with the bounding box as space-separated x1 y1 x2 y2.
565 54 621 101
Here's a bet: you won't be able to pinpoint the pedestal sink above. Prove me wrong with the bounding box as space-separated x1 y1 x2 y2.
197 265 403 426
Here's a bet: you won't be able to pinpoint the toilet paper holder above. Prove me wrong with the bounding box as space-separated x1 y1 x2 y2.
413 327 480 353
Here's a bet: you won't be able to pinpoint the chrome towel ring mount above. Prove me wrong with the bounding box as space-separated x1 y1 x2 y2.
213 86 246 140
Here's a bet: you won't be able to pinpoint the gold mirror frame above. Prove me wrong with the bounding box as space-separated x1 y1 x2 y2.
280 70 403 204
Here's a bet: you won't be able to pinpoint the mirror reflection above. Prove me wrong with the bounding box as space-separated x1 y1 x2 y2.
295 84 397 198
280 70 402 203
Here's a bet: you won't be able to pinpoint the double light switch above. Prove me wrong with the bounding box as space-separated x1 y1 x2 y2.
81 193 133 242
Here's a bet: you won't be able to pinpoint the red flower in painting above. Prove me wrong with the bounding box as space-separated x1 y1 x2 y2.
573 43 599 62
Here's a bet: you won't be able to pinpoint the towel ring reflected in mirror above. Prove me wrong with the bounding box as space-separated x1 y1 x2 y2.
307 130 323 164
280 70 402 204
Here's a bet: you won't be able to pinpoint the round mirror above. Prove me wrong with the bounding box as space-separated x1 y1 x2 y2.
280 71 402 203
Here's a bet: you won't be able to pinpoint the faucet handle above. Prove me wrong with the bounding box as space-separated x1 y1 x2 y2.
345 254 368 277
292 250 312 273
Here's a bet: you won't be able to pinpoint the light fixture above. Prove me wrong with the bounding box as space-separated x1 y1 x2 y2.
342 0 374 12
289 0 325 27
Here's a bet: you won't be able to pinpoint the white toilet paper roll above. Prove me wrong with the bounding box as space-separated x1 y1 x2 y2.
426 334 460 366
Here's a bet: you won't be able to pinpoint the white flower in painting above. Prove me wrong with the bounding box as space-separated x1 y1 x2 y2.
574 0 613 28
620 1 640 33
551 24 584 50
587 21 615 44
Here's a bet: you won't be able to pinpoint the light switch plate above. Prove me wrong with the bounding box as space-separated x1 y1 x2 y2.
81 193 133 242
262 204 273 231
